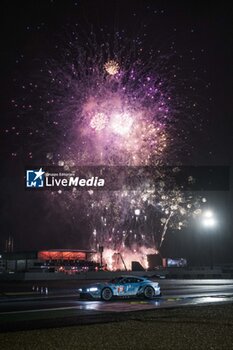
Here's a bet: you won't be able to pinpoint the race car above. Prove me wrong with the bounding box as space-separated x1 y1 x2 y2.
78 275 161 301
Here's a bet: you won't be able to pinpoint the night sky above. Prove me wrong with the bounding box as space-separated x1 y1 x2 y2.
0 0 232 265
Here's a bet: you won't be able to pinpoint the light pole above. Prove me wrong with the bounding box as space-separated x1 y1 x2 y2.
93 229 97 251
134 209 141 242
99 246 104 268
201 210 217 270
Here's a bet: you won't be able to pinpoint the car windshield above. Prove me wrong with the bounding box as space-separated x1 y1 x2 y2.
109 277 124 284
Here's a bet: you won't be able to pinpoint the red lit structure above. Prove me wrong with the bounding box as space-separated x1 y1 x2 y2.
38 250 87 261
37 249 98 273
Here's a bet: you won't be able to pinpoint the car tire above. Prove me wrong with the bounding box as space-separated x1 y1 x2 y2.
101 287 113 301
143 286 155 299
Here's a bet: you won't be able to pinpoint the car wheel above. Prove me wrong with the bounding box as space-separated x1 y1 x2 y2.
144 286 155 299
101 287 113 301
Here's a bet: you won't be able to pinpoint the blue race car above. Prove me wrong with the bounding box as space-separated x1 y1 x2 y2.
78 275 161 301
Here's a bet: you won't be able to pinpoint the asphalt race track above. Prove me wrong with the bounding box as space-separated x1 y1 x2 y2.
1 279 233 331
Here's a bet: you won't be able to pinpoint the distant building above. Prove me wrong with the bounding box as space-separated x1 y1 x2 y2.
0 249 98 273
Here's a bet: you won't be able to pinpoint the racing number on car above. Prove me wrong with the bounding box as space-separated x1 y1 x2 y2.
118 286 124 293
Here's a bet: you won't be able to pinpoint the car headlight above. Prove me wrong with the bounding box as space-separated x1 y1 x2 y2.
78 288 82 292
87 287 98 292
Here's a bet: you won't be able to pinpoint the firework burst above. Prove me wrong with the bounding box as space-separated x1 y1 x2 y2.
104 60 120 76
11 31 205 269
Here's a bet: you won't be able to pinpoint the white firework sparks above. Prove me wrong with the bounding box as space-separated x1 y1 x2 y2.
104 60 120 75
